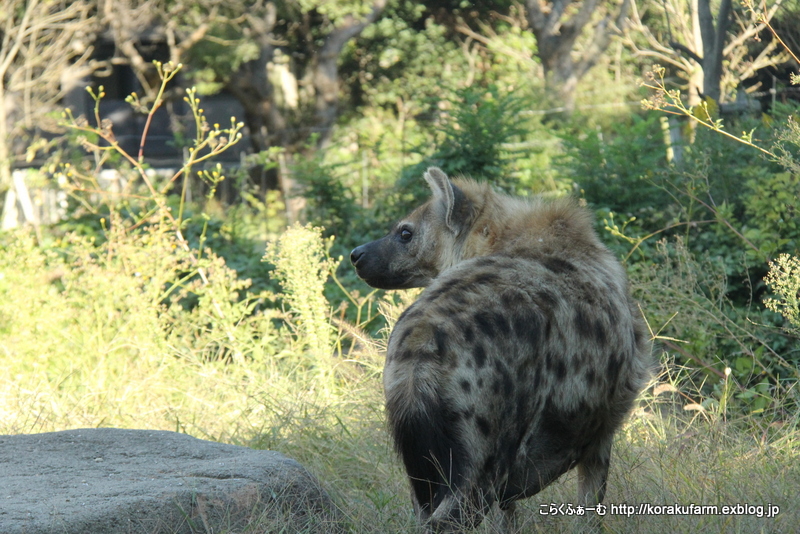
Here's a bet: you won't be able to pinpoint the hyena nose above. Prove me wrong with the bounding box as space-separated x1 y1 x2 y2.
350 246 365 267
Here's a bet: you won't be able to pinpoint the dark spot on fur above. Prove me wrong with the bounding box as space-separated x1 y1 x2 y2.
570 352 582 371
503 369 514 396
541 257 576 274
574 307 593 340
434 326 449 359
593 319 607 345
474 310 512 339
393 328 411 351
464 324 475 344
473 272 501 286
500 290 528 310
536 290 559 310
586 367 597 387
495 360 514 395
491 379 500 395
604 303 619 323
476 416 491 437
555 359 567 381
512 309 541 347
434 304 462 318
398 305 423 324
460 379 472 393
493 312 511 337
418 349 438 362
425 278 463 301
539 399 576 448
473 344 487 368
395 349 414 362
453 317 469 333
545 351 556 372
474 312 495 339
607 354 621 380
474 257 498 268
477 377 484 388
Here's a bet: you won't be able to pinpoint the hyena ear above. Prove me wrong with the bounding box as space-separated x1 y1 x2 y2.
423 167 472 236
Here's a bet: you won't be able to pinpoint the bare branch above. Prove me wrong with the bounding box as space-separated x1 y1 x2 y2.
454 21 538 67
102 0 159 97
724 0 784 56
670 41 703 64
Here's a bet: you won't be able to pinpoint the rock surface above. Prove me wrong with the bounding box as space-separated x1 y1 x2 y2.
0 428 342 534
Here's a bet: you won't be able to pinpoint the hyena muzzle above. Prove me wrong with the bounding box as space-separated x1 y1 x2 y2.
350 168 651 532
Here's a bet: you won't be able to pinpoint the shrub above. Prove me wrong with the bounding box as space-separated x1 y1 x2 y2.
263 223 339 385
0 214 284 436
764 254 800 335
630 235 796 415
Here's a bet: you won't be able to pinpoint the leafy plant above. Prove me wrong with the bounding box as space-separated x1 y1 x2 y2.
764 254 800 335
392 84 534 215
290 150 362 240
557 112 669 215
263 223 339 385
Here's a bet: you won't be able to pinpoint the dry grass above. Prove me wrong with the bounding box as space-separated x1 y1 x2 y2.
1 224 798 533
283 361 800 534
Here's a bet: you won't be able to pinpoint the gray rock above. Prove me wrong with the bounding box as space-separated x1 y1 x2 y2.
0 428 343 533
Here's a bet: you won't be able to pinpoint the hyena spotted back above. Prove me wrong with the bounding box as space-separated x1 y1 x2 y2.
350 168 651 532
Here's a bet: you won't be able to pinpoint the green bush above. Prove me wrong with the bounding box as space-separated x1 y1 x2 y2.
393 85 537 213
558 112 670 215
764 254 800 336
631 238 795 414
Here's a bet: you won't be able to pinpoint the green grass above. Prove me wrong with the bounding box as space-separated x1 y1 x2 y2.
1 224 798 533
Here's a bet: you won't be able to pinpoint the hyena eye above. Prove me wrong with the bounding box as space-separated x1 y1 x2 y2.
399 228 413 243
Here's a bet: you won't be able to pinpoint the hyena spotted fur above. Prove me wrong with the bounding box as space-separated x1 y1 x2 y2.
350 168 651 532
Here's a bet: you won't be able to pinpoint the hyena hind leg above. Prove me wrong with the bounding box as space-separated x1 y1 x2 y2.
577 434 613 506
498 501 520 534
426 491 493 533
577 436 613 533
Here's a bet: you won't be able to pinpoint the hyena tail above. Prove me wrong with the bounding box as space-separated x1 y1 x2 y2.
386 391 474 527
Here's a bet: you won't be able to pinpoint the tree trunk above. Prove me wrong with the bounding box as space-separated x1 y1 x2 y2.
0 83 11 207
226 1 386 156
526 0 631 113
697 0 732 103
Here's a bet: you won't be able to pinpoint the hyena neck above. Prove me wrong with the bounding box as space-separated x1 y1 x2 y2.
456 183 602 262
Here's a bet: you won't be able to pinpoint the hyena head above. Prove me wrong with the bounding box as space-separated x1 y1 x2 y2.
350 167 478 289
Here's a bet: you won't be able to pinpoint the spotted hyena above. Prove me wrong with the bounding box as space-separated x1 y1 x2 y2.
350 168 651 532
